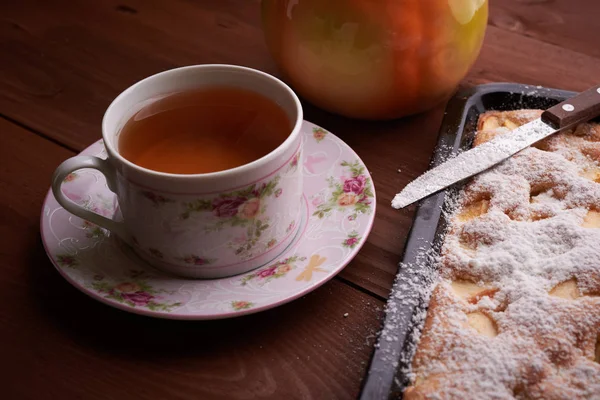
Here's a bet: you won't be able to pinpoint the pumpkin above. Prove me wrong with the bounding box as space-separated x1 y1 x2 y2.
262 0 488 120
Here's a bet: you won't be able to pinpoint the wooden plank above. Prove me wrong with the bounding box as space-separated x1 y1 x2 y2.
2 1 599 152
0 0 274 150
465 25 600 91
0 117 384 400
489 0 600 60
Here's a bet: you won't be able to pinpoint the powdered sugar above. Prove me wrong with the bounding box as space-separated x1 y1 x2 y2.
401 113 600 399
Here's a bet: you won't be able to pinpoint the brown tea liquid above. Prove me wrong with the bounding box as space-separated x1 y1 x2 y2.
118 86 292 174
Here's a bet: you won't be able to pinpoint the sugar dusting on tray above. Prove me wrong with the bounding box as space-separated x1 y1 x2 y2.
373 190 460 389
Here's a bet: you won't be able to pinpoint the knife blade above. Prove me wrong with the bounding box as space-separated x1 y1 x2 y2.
392 85 600 209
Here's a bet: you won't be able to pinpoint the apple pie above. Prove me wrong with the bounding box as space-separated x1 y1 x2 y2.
404 110 600 399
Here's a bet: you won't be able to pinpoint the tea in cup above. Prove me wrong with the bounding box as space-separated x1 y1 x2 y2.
52 65 304 279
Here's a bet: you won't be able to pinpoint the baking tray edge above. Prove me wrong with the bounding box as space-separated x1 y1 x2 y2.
359 82 576 400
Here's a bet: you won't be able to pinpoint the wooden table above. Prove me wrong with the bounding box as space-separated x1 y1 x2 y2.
2 1 599 399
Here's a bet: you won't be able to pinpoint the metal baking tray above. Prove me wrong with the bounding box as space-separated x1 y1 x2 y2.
359 83 576 400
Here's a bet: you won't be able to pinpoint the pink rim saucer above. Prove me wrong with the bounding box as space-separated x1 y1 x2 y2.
40 121 376 320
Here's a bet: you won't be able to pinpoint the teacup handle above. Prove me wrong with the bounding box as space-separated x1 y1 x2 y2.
52 156 131 242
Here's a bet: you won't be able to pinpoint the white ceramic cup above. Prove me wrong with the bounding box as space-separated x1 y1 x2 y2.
52 65 304 279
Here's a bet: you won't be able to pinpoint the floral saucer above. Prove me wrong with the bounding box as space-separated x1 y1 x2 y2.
40 121 376 320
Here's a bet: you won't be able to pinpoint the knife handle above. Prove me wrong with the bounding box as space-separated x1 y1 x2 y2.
541 85 600 128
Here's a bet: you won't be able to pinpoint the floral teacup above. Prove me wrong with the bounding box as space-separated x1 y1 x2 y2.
51 65 304 278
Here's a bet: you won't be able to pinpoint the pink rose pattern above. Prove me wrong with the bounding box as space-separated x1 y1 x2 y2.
131 172 288 264
121 291 154 306
313 160 374 219
311 196 324 207
133 175 283 264
342 231 361 249
56 254 78 268
141 190 174 207
63 173 78 183
212 197 246 218
82 220 105 239
237 198 261 219
182 176 280 222
231 301 254 311
337 192 359 207
177 254 216 265
312 127 327 143
182 175 282 260
115 282 141 292
241 255 307 286
90 272 181 312
286 220 296 234
287 150 300 171
343 175 366 194
257 266 277 278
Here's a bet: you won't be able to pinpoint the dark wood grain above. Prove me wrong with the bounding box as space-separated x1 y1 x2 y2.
0 0 272 151
466 25 600 90
489 0 600 60
0 117 384 400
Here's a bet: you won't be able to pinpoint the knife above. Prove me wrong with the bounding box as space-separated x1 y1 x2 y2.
392 85 600 209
